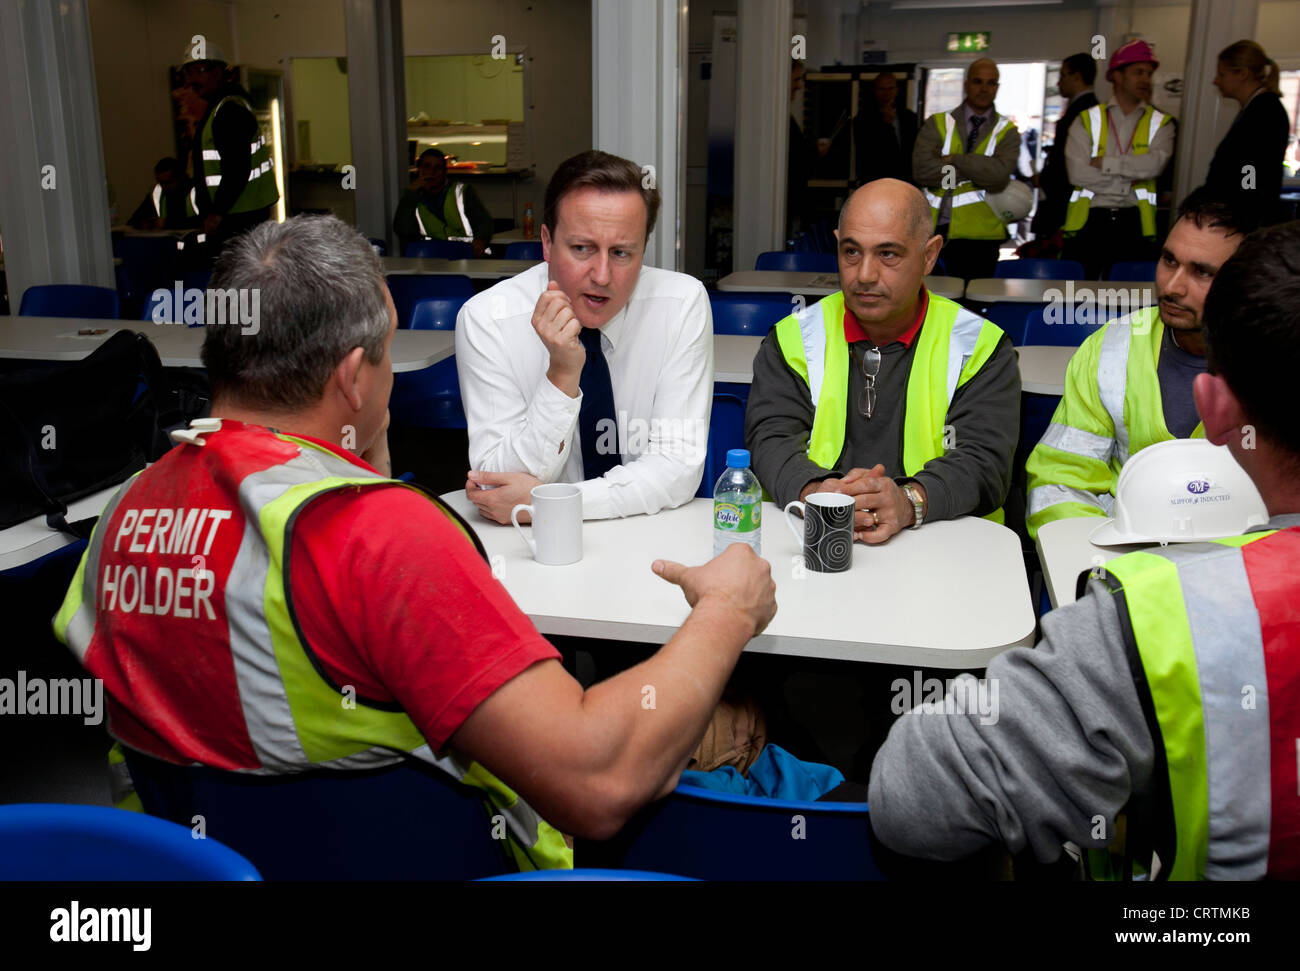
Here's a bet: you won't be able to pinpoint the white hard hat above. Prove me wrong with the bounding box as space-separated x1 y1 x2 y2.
985 180 1034 223
182 40 228 67
1090 439 1269 546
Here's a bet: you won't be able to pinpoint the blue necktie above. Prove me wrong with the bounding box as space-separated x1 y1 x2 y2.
578 327 618 479
968 114 986 148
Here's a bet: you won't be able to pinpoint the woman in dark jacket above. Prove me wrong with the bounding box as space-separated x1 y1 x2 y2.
1202 39 1290 225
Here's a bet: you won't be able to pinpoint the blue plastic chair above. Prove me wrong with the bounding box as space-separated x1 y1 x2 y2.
1107 260 1157 282
755 251 837 273
19 284 120 319
0 803 261 880
584 783 882 880
504 241 543 261
390 294 471 430
696 392 748 498
405 239 475 259
123 748 517 880
994 258 1085 280
1021 305 1105 347
710 291 793 336
385 274 475 331
113 236 182 311
481 868 696 881
983 301 1041 344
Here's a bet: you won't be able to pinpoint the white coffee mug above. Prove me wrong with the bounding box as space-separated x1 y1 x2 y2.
511 483 583 565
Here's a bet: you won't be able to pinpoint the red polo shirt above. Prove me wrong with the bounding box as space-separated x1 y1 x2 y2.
843 288 929 346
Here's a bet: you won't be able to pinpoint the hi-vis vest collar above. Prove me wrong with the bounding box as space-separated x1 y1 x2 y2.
921 111 1015 240
773 289 1006 521
415 183 474 242
1064 102 1170 239
1087 526 1300 880
53 419 569 870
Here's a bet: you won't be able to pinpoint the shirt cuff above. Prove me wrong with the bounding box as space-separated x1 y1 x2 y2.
577 475 613 520
529 372 582 480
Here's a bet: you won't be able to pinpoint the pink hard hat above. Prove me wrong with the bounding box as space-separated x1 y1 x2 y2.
1108 39 1159 77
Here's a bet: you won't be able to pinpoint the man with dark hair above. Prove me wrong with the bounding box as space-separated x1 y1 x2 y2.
181 44 278 259
746 178 1020 540
1025 188 1257 539
853 72 919 187
869 220 1300 880
127 157 195 231
913 58 1021 281
457 150 713 522
54 214 777 870
1031 54 1098 241
392 147 494 256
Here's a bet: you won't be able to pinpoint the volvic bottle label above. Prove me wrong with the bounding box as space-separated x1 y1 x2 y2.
714 500 762 533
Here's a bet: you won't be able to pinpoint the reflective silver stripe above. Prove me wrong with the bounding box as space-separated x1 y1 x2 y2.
1134 187 1158 204
1038 422 1114 462
421 746 548 851
188 187 198 213
1173 548 1270 879
414 207 428 237
202 150 222 161
64 478 143 662
946 309 984 404
940 112 957 155
453 182 473 239
1085 105 1103 156
1069 188 1095 204
949 190 988 208
151 183 163 216
1146 109 1166 141
922 187 944 208
1026 483 1110 517
1096 322 1132 464
796 300 829 405
205 175 222 186
983 117 1011 156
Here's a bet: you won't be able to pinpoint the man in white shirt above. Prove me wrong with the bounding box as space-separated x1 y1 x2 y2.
1062 40 1176 278
456 150 713 522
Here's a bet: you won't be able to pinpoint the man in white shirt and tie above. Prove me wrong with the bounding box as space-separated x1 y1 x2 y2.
456 150 713 522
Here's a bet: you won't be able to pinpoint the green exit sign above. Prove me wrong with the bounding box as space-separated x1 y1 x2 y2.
946 32 991 53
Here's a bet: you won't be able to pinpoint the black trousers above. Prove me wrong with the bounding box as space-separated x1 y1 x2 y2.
1062 206 1158 280
938 238 1002 282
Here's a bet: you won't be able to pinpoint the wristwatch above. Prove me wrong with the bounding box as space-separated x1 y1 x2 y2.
902 484 924 530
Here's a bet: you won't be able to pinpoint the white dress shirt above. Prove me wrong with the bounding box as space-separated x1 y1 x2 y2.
1064 100 1174 210
456 261 714 520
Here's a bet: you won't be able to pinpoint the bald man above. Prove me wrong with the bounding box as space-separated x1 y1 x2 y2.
913 58 1021 281
745 180 1020 540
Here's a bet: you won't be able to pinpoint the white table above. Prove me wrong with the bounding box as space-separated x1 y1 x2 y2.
1035 515 1140 608
443 492 1035 667
0 318 453 373
714 334 762 383
965 278 1156 307
1016 345 1076 396
383 257 539 279
717 271 965 302
0 487 119 573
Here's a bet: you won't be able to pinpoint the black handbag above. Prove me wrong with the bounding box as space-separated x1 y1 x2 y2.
0 330 190 534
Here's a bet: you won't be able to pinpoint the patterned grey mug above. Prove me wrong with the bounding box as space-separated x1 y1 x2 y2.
783 492 855 573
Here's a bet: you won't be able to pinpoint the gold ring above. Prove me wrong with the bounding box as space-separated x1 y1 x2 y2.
871 510 880 527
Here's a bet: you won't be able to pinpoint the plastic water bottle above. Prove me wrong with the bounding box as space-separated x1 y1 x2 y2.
713 448 762 557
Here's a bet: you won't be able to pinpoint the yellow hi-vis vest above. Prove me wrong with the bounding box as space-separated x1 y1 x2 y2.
774 289 1007 522
921 112 1017 240
415 183 475 242
1063 103 1172 239
1025 306 1205 539
199 95 279 214
53 426 569 871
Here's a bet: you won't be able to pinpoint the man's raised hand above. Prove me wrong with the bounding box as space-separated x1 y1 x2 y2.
533 281 586 397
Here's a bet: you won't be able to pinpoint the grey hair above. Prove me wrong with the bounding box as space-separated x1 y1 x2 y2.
201 215 390 412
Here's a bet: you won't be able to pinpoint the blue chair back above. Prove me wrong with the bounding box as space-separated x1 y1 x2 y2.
983 301 1040 344
1021 305 1105 347
1107 260 1157 282
0 803 261 880
386 274 475 330
710 291 792 336
482 868 696 881
994 258 1085 280
390 294 471 429
504 241 543 261
124 748 515 880
696 391 748 498
585 783 882 880
405 239 475 259
932 256 948 276
368 237 388 256
113 236 182 308
19 284 120 319
755 251 837 272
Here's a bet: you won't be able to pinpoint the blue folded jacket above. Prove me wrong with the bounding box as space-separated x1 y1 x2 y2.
680 744 844 801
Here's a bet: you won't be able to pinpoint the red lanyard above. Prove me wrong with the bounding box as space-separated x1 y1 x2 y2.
1106 106 1138 156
